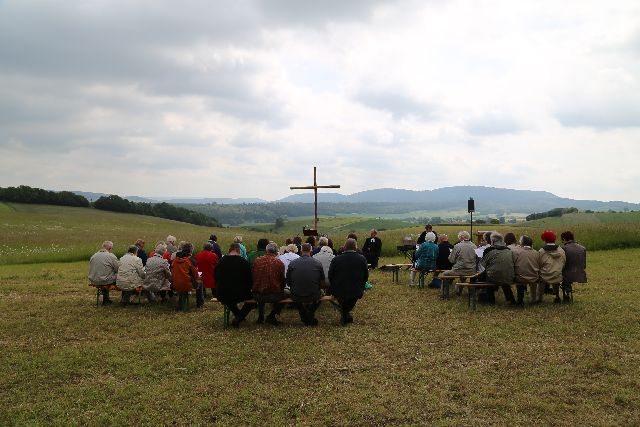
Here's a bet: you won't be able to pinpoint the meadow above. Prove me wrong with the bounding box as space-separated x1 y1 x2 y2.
1 203 640 424
1 251 639 425
3 203 640 267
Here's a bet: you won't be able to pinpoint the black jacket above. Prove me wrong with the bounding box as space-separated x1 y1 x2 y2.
328 251 369 299
214 255 252 304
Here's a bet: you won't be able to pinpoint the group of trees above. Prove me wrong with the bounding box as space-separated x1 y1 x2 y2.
0 186 90 207
93 195 221 227
0 186 221 227
525 207 578 221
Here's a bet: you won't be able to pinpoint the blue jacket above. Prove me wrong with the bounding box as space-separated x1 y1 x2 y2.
415 241 438 270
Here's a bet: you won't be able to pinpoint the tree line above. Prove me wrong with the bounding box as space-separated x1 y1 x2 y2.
525 207 578 221
0 186 220 227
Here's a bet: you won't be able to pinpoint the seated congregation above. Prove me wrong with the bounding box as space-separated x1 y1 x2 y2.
410 228 587 306
88 233 370 327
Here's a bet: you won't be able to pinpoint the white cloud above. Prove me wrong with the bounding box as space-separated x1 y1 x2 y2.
1 0 640 202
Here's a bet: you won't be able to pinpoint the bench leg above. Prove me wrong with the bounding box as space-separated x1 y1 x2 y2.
418 271 425 289
442 279 451 299
223 305 230 328
470 288 478 310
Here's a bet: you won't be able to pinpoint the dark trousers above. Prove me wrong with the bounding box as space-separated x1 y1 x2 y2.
296 302 320 324
338 297 358 314
226 302 257 321
500 284 515 303
101 288 111 302
516 285 527 304
121 290 134 304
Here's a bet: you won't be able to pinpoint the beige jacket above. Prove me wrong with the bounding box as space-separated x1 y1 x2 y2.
512 246 540 284
143 254 171 292
88 249 119 285
538 245 566 284
116 253 145 291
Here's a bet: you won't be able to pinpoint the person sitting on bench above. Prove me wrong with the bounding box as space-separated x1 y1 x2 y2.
328 238 369 325
410 232 438 287
479 232 516 305
538 230 566 304
144 242 172 303
172 242 203 311
560 230 586 303
116 245 146 305
286 243 325 326
215 243 255 327
512 235 540 305
442 231 477 277
252 242 287 326
88 240 119 306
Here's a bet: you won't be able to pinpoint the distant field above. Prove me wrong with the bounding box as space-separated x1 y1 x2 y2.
1 250 638 424
2 204 640 266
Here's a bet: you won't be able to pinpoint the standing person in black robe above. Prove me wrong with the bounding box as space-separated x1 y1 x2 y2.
417 224 438 245
362 229 382 269
215 243 255 327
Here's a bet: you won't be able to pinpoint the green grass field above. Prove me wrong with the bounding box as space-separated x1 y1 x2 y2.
1 250 639 425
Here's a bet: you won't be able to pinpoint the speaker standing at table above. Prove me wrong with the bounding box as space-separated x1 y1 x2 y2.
362 229 382 269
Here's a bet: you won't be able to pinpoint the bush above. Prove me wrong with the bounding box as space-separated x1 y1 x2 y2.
0 185 90 207
93 195 221 227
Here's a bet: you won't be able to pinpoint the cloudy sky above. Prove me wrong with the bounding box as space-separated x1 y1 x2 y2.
1 0 639 202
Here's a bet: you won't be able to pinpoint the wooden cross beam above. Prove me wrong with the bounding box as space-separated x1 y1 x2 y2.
290 166 340 231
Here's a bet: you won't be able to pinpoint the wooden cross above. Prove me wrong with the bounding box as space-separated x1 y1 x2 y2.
290 166 340 231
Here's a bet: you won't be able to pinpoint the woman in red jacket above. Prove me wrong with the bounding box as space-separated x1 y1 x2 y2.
196 242 219 298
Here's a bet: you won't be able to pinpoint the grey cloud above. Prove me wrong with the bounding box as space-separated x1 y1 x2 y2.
355 90 436 119
465 113 524 136
257 0 386 26
556 101 640 129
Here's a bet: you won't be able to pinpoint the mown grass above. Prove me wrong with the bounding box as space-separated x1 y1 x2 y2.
1 250 639 425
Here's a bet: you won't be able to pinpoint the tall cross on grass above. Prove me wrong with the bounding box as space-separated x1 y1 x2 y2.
290 166 340 231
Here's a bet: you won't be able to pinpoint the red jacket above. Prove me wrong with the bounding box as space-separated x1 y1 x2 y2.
196 250 219 289
171 254 198 293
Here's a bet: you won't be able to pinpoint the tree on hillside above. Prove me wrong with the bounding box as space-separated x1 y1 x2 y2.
274 217 285 229
0 185 90 207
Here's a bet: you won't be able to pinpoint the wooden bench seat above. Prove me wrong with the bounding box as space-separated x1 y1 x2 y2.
454 282 499 310
211 295 339 328
89 283 145 307
439 273 481 299
379 264 413 284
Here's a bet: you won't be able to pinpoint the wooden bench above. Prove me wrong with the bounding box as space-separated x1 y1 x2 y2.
410 269 445 289
454 282 498 310
89 283 145 307
379 264 413 284
212 295 340 328
439 273 481 299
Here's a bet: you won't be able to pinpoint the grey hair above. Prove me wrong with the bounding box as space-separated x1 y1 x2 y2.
318 236 328 246
102 240 114 250
127 245 138 254
344 238 358 251
425 232 436 242
490 232 504 245
234 235 243 243
286 244 298 254
457 230 470 241
166 235 176 243
520 235 533 247
266 242 279 254
155 243 167 255
178 240 186 250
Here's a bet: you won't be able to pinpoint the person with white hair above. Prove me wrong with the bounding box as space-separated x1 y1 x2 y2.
278 244 300 278
143 243 171 302
117 245 146 305
88 240 119 305
166 235 178 254
410 231 439 287
442 230 478 277
313 245 335 287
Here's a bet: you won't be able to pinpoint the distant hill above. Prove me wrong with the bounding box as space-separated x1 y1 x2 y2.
72 191 266 205
282 186 640 213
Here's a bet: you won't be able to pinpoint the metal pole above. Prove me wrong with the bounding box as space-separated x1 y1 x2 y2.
313 166 318 230
470 211 473 242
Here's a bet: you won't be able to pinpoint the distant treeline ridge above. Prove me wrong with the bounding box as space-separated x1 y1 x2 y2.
0 186 220 227
525 207 578 221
